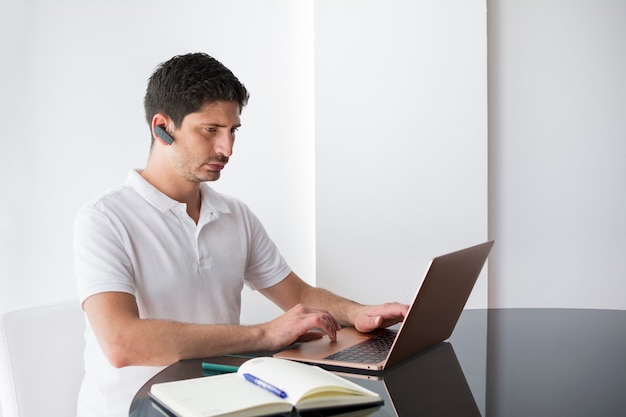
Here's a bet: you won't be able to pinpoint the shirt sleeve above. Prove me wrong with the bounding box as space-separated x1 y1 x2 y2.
240 204 292 291
74 206 136 305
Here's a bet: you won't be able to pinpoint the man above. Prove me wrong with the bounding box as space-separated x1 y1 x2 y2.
74 53 408 417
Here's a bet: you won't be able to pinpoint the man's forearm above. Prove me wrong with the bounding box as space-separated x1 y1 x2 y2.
99 318 269 368
297 286 364 326
84 292 273 368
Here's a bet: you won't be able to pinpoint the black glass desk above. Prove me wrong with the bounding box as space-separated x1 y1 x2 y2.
129 309 626 417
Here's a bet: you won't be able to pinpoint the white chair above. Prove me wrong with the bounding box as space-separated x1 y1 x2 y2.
0 301 85 417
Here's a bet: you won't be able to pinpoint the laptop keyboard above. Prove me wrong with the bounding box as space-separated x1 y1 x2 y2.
324 330 397 363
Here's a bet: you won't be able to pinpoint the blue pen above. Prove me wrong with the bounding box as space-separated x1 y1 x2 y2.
243 373 288 399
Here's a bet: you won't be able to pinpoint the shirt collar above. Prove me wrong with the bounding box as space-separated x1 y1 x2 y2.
126 170 231 215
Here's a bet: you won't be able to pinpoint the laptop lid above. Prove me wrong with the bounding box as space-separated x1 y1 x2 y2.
274 241 494 371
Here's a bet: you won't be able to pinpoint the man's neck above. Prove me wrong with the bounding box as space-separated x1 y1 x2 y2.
141 165 202 223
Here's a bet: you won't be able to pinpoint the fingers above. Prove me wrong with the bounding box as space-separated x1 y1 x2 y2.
354 302 410 333
262 304 341 350
354 315 381 333
290 304 341 341
295 330 324 343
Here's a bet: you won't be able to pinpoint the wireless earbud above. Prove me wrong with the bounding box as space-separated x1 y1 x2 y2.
154 125 174 145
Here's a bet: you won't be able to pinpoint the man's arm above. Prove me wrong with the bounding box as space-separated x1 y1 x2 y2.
83 290 341 368
84 272 407 368
260 272 409 334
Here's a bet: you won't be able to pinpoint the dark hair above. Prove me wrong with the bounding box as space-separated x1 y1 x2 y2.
144 52 249 129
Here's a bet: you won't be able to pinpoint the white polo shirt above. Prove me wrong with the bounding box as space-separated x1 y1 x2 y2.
74 170 290 417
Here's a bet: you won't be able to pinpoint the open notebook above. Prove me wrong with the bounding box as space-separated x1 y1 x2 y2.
149 357 382 417
274 241 494 371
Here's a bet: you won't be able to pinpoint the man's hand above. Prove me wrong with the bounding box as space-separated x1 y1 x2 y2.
259 304 341 351
351 302 409 333
259 272 409 342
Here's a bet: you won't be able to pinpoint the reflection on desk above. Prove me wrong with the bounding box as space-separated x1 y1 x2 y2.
382 342 480 416
130 309 626 417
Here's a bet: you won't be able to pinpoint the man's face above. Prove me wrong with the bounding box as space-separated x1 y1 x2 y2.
168 101 241 183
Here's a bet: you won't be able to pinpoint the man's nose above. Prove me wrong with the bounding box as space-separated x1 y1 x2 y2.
215 131 234 157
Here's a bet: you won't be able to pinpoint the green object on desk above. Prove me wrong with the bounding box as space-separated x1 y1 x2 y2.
201 361 239 373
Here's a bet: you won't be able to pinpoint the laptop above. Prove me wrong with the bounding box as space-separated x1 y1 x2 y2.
274 241 494 371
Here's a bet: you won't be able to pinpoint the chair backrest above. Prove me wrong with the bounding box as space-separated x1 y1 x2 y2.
0 301 85 417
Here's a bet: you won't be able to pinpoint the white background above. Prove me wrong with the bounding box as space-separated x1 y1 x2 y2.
314 1 489 306
1 0 625 414
488 0 626 309
0 0 490 322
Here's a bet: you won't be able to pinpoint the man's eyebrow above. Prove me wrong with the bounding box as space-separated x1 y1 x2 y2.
202 122 241 128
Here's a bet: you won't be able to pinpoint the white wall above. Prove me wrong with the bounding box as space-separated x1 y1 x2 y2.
488 0 626 309
0 0 489 319
314 0 489 308
0 0 315 323
4 3 623 319
1 2 315 413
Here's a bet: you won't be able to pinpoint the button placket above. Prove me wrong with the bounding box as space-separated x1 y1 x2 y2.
195 208 217 270
171 204 202 264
